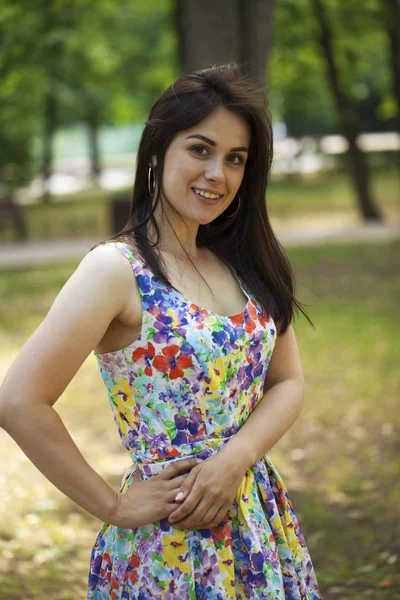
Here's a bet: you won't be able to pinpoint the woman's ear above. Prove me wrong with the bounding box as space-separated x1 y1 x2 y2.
150 155 157 168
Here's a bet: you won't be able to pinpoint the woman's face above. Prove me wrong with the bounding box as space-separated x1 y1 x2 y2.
154 106 250 225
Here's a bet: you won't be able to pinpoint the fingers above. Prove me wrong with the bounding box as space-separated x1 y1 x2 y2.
159 457 202 481
171 500 209 528
168 482 203 523
165 473 189 491
197 505 220 528
171 464 200 504
174 505 228 530
205 507 229 529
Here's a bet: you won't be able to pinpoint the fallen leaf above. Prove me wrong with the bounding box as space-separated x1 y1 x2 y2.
377 578 393 588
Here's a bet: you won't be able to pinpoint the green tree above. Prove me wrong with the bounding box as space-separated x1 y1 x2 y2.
270 0 391 221
381 0 400 133
310 0 382 220
0 0 178 200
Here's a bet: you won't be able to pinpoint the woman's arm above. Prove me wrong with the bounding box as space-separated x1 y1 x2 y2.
167 324 305 528
0 245 134 523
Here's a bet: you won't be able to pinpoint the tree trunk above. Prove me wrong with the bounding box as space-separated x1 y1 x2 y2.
176 0 275 89
176 0 241 73
42 87 57 203
311 0 382 222
239 0 275 87
41 0 61 204
87 109 101 184
382 0 400 134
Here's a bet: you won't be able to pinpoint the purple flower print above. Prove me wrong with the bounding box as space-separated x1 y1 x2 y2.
136 530 163 561
172 430 188 444
153 318 173 344
212 329 228 345
250 551 264 573
126 429 139 448
189 407 202 423
254 362 264 378
175 415 188 430
136 273 151 294
113 558 126 582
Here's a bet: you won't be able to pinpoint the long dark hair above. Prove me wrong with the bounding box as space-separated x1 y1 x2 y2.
112 63 310 334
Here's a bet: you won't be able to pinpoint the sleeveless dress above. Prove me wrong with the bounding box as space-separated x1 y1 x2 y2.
87 240 321 600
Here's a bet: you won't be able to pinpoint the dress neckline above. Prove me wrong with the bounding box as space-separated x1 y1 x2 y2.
121 240 253 321
168 271 252 321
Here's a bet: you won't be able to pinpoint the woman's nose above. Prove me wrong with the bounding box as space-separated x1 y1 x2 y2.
205 157 225 183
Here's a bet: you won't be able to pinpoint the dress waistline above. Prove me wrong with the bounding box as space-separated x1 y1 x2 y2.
121 433 237 487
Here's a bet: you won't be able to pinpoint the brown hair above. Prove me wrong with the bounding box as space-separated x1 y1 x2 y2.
113 63 311 334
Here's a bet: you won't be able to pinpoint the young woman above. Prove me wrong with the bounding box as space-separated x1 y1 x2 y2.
0 64 321 599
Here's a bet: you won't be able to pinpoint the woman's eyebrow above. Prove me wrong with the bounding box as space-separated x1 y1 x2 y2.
186 133 248 153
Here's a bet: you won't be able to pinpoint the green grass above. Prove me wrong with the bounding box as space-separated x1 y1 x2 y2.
267 166 399 221
0 240 399 599
1 167 399 242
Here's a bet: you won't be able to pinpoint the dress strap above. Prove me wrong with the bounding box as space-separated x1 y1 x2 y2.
101 239 151 299
230 267 253 302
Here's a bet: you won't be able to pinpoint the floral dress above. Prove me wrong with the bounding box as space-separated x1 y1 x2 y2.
87 240 321 600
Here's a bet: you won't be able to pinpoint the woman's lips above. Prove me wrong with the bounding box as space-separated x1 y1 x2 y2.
192 189 222 205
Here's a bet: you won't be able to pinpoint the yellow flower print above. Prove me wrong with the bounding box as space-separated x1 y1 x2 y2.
162 531 190 572
208 357 226 391
167 308 180 328
110 380 134 436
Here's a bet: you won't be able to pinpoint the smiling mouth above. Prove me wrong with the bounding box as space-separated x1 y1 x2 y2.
192 188 223 199
192 189 222 204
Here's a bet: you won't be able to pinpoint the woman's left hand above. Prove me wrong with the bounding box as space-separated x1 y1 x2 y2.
167 450 246 529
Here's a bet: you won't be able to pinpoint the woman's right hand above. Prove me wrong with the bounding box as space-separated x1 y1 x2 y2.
109 457 202 529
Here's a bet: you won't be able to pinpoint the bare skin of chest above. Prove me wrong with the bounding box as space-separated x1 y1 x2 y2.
94 249 248 355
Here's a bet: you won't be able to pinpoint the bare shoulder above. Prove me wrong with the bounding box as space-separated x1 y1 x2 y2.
73 242 141 322
79 242 133 278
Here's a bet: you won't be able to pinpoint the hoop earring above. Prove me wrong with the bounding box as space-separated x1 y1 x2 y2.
226 193 241 218
148 166 156 196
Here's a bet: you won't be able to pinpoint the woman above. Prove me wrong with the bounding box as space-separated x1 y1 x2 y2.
0 64 321 599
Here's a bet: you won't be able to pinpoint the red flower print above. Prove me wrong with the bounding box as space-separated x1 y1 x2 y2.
153 344 193 379
259 310 270 327
211 517 230 541
110 576 120 590
188 426 205 441
129 554 140 568
132 342 156 376
245 320 256 334
166 446 179 457
128 570 138 584
103 552 112 567
231 313 245 326
245 303 258 334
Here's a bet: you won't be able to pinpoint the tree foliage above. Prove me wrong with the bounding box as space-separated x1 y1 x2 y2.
0 0 178 188
269 0 396 136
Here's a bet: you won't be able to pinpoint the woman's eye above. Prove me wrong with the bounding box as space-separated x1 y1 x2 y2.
191 145 208 155
191 146 244 165
228 155 244 165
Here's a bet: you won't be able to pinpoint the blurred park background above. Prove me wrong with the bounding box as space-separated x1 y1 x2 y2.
0 1 399 599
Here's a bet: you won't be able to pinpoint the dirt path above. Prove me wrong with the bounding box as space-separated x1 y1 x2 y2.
0 222 399 268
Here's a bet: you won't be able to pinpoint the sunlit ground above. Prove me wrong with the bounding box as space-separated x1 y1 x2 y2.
0 240 399 599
